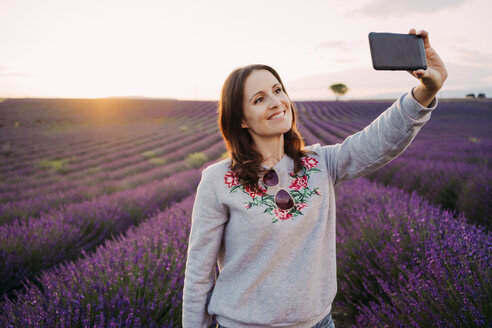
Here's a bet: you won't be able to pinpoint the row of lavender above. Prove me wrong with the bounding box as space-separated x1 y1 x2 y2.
0 131 222 224
0 99 203 172
0 99 224 298
0 101 216 193
1 176 489 327
0 135 225 296
0 100 219 225
296 99 492 229
0 168 203 297
0 125 217 202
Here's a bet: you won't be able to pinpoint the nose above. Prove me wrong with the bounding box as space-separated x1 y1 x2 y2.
268 94 282 108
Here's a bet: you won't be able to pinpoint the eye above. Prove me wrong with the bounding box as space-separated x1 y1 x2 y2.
275 87 282 93
254 97 264 104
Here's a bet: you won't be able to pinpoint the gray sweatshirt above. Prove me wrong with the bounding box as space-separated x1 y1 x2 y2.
182 89 437 328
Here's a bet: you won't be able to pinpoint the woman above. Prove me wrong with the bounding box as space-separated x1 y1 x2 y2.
183 29 447 328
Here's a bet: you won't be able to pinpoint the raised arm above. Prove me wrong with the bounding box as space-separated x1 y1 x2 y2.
182 167 228 328
325 28 447 186
325 89 436 186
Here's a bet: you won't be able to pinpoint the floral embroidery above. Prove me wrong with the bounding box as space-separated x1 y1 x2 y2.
273 208 293 221
302 157 318 170
243 185 267 198
224 171 239 188
289 175 308 191
295 202 308 211
224 156 321 223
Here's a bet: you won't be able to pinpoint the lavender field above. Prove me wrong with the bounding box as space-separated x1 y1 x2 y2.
0 97 490 327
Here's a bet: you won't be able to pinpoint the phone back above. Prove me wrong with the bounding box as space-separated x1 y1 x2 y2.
368 32 427 70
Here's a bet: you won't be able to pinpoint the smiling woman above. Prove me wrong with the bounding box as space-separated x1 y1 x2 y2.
217 64 311 192
183 30 447 328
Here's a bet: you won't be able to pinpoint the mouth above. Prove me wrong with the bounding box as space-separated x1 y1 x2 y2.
268 110 286 120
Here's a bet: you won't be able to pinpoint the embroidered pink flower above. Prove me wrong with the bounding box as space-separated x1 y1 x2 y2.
244 185 266 198
224 171 239 188
289 175 308 191
274 208 293 221
302 156 318 170
295 202 307 211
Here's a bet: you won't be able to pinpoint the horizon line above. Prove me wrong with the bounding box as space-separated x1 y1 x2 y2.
1 95 489 102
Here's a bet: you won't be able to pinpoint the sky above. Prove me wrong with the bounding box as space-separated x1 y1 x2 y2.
1 0 492 100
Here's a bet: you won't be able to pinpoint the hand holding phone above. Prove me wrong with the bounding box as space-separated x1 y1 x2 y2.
368 32 427 71
368 29 448 107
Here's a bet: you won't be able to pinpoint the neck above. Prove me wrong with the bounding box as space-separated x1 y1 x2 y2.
251 135 285 168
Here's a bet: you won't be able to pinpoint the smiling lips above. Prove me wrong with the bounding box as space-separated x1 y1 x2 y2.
268 110 286 120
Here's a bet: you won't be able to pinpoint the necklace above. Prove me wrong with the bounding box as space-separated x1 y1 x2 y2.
263 154 283 169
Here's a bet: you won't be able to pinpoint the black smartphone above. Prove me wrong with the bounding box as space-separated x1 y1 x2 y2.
368 32 427 71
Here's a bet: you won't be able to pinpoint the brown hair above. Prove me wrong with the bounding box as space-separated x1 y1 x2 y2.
218 64 311 192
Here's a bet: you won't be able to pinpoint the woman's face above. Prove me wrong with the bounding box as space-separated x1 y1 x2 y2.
241 69 292 140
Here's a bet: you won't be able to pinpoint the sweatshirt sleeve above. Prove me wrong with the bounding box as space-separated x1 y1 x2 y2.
182 167 228 328
325 88 438 187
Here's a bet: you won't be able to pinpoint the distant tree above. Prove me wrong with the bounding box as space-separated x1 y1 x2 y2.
477 93 486 98
329 83 348 101
466 93 475 98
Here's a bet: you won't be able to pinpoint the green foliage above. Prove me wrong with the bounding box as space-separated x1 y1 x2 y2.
142 151 157 159
37 159 70 174
148 158 167 165
329 83 349 101
185 152 208 168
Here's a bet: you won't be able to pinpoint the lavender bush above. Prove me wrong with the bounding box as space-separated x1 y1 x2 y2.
365 157 492 229
0 169 201 297
0 194 196 328
334 178 491 327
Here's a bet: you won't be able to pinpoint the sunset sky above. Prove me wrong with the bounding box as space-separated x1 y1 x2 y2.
1 0 491 100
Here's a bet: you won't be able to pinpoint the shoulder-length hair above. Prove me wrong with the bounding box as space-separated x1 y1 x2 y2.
217 64 311 192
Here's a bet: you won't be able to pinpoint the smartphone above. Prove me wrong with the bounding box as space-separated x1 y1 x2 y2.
368 32 427 71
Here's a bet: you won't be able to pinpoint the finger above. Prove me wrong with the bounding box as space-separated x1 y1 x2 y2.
408 28 416 35
413 69 426 79
417 29 431 49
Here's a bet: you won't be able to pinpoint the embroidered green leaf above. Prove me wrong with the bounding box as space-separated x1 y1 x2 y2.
291 193 303 203
230 185 241 193
290 190 303 197
261 195 275 207
301 188 311 198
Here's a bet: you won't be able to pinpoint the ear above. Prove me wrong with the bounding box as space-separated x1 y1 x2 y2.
240 119 249 129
